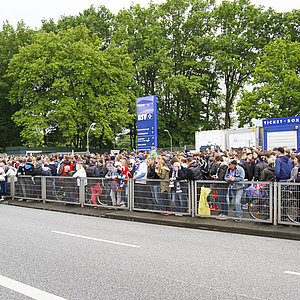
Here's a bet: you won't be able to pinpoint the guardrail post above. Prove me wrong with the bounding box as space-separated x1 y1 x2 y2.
278 182 281 224
11 175 15 200
273 182 277 225
190 181 195 217
41 176 46 204
79 178 85 207
129 179 133 211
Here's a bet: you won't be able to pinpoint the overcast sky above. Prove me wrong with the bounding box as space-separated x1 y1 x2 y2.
1 0 299 29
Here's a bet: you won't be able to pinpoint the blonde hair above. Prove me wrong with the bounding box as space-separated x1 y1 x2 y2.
173 162 181 169
76 164 83 171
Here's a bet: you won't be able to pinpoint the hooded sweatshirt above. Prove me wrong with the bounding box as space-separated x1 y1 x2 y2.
275 155 293 181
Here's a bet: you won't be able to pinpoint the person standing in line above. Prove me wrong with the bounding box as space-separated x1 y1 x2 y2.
170 162 185 214
86 158 101 205
132 154 148 209
147 156 160 210
212 155 229 219
0 164 6 200
156 158 171 213
275 147 293 182
225 159 245 222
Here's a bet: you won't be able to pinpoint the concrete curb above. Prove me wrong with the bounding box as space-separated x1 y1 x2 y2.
3 200 300 241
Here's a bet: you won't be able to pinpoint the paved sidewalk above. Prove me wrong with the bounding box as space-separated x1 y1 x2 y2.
2 199 300 241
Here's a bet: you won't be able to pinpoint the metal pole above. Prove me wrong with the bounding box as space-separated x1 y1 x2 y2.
79 178 85 207
273 182 277 225
41 176 46 204
86 122 96 155
11 176 15 200
164 129 172 152
86 130 90 155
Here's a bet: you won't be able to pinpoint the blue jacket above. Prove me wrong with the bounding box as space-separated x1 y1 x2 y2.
275 155 293 181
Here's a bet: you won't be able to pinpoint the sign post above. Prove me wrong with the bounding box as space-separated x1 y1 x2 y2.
136 96 157 152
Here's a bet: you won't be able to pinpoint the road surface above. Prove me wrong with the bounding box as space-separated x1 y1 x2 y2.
0 205 299 299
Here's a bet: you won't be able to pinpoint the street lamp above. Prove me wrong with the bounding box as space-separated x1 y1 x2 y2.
86 122 96 155
164 129 173 152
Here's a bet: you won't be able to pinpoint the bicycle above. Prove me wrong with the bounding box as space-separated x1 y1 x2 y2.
280 184 300 223
246 183 270 220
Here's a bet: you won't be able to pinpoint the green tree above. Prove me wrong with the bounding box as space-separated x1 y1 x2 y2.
238 39 300 125
0 21 35 150
7 25 135 147
157 0 221 145
213 0 269 128
113 3 168 148
41 5 114 45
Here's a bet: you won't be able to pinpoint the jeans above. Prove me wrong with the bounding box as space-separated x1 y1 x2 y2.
171 189 185 213
218 187 229 216
150 185 160 210
110 189 121 206
231 188 243 218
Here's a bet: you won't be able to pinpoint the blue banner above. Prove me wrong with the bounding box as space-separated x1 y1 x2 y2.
263 116 300 127
136 96 157 152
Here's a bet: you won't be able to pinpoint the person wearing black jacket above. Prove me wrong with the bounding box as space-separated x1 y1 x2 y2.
48 158 57 176
260 157 276 182
185 157 203 181
254 154 268 181
147 156 160 210
32 162 42 199
97 160 107 178
212 155 229 219
185 157 203 204
238 153 251 181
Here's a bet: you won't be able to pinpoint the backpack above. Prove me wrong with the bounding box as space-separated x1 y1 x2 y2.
86 165 96 177
200 160 209 180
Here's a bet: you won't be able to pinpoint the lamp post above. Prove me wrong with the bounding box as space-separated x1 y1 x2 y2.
164 129 172 152
86 122 96 155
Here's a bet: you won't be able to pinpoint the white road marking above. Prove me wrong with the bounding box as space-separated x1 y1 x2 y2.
52 230 141 248
0 275 66 300
284 271 300 277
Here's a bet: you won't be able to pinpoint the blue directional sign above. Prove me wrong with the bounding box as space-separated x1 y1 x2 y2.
136 96 157 152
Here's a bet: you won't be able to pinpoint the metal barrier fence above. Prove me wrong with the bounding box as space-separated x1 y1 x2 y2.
84 177 129 209
277 182 300 226
15 175 42 201
4 175 300 226
45 177 80 204
132 179 191 215
194 180 273 223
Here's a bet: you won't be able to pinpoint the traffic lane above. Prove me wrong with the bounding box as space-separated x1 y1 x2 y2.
0 205 299 299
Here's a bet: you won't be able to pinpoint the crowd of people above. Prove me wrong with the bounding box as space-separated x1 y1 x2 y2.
0 145 299 221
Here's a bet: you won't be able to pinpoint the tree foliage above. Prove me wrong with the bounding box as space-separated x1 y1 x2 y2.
6 25 135 147
238 39 300 125
0 21 34 150
0 1 298 150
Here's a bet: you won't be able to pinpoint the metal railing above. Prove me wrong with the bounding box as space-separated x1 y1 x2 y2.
3 175 300 226
132 179 191 215
194 180 273 223
277 182 300 226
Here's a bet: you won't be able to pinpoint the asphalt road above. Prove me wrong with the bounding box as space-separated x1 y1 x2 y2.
0 205 299 300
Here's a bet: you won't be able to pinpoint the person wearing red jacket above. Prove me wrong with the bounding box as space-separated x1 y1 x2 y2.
120 159 132 206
